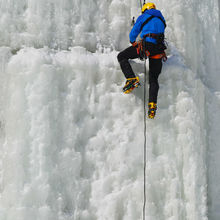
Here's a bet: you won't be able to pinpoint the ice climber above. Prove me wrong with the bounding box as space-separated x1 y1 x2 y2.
117 2 167 119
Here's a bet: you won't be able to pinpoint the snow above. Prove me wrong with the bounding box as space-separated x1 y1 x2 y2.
0 0 220 220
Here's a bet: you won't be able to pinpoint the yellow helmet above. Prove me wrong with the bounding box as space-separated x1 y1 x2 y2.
141 2 156 13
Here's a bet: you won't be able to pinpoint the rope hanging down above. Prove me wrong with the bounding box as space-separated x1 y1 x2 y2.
139 0 142 8
140 0 146 9
132 1 147 219
142 38 147 220
140 1 147 220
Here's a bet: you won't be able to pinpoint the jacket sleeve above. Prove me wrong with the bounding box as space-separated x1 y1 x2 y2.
129 15 143 43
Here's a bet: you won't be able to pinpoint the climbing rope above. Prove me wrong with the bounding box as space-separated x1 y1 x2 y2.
142 40 147 220
139 0 142 9
132 1 147 219
140 1 147 220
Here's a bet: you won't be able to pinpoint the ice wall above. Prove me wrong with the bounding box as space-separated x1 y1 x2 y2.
0 0 134 51
0 0 220 219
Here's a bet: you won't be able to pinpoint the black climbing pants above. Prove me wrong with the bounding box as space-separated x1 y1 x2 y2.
117 42 163 103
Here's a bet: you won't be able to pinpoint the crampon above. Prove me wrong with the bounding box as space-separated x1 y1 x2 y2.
123 76 140 94
148 102 157 119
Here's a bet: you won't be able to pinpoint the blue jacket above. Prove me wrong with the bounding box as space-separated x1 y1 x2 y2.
129 9 166 44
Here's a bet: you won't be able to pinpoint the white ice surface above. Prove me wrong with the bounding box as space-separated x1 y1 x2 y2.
0 0 220 220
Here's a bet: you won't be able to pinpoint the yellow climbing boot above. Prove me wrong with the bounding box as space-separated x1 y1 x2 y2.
123 76 140 94
148 102 157 119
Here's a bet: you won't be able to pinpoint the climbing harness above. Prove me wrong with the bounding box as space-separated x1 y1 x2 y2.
150 52 167 62
134 39 167 62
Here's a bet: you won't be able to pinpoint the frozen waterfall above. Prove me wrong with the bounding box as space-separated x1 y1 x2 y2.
0 0 220 219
